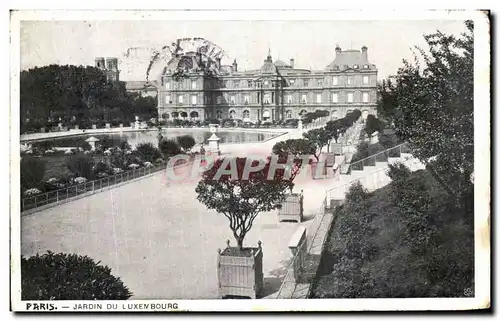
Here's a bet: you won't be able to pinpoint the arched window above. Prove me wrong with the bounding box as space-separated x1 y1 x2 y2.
331 110 339 120
180 111 188 119
162 113 170 120
243 110 250 119
362 110 369 120
299 109 308 116
216 110 223 119
229 110 236 119
171 112 179 118
286 110 293 119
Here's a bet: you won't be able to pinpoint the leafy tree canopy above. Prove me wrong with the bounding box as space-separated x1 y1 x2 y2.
377 21 474 198
176 135 196 153
20 64 158 132
196 157 293 250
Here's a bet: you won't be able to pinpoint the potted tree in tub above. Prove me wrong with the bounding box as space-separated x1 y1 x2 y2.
272 138 314 223
196 157 293 299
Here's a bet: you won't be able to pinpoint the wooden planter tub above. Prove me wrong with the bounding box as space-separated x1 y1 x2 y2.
217 240 264 299
278 190 304 223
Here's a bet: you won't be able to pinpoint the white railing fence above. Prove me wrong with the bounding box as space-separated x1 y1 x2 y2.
21 159 195 213
275 197 329 299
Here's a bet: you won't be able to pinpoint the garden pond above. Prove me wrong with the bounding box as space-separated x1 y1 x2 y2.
31 129 279 149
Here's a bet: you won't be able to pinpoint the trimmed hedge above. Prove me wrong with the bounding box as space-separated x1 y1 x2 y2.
21 251 132 300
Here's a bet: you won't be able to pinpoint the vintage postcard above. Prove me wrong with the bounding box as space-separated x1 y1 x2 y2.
9 9 490 312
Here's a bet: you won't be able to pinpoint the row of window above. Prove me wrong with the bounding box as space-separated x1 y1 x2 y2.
160 108 366 121
163 75 373 90
164 91 373 105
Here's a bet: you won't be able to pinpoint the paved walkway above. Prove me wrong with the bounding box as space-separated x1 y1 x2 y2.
21 135 335 300
21 117 338 299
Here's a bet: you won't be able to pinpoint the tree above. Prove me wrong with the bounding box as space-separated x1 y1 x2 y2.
303 128 331 161
365 115 384 140
176 135 196 153
21 251 132 300
20 64 160 132
195 157 293 251
272 138 315 184
136 142 163 163
131 96 158 120
20 156 46 192
325 120 343 143
158 139 182 158
378 21 473 199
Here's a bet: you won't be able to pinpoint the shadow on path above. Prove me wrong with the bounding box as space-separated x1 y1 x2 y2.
259 258 291 299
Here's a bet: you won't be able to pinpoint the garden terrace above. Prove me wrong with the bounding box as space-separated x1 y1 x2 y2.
310 169 474 298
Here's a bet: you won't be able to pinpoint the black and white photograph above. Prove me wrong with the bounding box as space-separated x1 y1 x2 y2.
9 9 490 312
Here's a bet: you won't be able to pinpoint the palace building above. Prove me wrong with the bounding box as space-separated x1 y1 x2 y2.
100 39 378 122
156 45 377 122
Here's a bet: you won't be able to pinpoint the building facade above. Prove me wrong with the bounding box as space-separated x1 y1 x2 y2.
125 81 158 98
156 45 377 122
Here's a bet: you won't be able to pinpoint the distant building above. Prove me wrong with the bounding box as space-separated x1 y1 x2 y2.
156 45 377 122
95 57 159 98
124 81 158 98
95 57 120 82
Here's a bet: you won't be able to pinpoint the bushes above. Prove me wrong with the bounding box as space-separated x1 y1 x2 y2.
97 136 128 151
20 156 46 192
66 154 95 180
311 168 474 298
176 135 196 153
365 115 384 139
76 140 92 151
136 142 163 163
32 141 54 152
119 141 132 151
93 161 113 176
302 110 330 124
21 251 132 300
205 118 220 125
159 139 182 158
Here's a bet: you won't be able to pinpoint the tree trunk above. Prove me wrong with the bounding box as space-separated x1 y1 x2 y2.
237 237 244 251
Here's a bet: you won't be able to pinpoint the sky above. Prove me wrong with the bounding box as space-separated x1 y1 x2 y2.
20 19 468 81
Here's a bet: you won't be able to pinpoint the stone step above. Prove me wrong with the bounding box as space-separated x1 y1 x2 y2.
375 161 388 169
388 157 403 165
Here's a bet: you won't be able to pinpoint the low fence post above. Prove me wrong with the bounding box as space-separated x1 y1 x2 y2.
46 193 48 205
92 181 95 193
66 188 68 200
34 196 37 208
56 190 59 203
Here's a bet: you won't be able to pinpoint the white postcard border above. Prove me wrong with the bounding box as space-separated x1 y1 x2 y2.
9 9 490 312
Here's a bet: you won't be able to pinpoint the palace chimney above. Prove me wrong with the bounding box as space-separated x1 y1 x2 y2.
289 58 295 68
361 46 368 62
